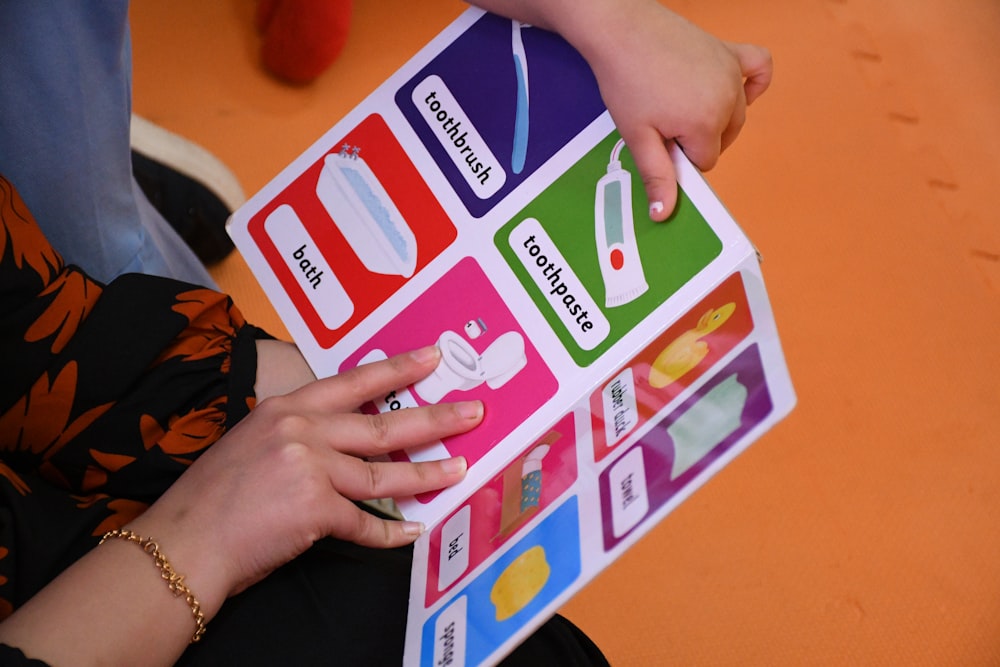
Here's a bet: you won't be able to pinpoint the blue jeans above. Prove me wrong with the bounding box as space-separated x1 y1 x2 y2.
0 1 215 286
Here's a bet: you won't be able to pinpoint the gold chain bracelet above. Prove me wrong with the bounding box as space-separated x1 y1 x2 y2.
100 528 207 643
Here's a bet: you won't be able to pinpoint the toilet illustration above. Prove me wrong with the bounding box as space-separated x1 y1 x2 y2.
413 328 528 403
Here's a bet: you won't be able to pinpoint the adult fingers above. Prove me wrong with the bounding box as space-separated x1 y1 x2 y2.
729 42 773 105
330 455 468 504
331 502 428 549
622 125 679 222
289 345 443 412
320 399 484 458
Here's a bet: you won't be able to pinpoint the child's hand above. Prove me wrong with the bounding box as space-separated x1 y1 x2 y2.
470 0 772 219
578 4 772 220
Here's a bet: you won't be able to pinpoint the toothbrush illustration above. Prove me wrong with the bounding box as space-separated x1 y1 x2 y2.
595 138 649 307
511 20 530 174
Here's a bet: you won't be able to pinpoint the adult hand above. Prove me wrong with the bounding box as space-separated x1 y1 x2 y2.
128 344 480 616
0 346 478 667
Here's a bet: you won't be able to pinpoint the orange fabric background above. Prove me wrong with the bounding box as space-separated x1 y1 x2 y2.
130 1 1000 663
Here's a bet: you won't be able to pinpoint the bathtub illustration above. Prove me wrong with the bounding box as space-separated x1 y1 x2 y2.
315 146 418 277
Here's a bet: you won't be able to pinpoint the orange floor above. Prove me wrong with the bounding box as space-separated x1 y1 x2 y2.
131 1 1000 664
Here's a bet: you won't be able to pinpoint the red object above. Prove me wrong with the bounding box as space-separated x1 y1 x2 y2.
610 248 625 270
256 0 354 84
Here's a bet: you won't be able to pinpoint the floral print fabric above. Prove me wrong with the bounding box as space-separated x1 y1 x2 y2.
0 174 263 618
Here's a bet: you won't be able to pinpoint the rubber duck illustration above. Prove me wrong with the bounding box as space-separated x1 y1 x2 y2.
648 302 736 388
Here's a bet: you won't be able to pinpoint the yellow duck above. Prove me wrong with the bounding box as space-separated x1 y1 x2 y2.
648 302 736 389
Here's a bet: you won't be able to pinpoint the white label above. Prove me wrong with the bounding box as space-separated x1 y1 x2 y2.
602 367 638 447
608 447 649 538
412 75 506 199
263 204 353 330
508 218 610 350
438 505 472 590
433 596 468 667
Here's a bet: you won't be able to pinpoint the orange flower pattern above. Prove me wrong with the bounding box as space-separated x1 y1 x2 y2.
0 175 264 619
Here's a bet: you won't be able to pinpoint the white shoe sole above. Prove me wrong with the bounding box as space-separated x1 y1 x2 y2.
130 113 247 212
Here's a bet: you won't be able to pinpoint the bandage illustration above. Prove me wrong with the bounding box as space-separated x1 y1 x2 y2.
595 138 648 307
315 144 418 277
667 373 747 479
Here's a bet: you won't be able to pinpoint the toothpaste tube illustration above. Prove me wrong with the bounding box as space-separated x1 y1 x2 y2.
595 138 648 307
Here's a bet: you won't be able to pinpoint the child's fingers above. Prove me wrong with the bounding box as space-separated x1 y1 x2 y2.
720 94 748 154
622 126 679 222
676 129 722 175
729 42 773 105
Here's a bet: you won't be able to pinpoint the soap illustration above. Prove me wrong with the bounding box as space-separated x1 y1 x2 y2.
490 545 551 621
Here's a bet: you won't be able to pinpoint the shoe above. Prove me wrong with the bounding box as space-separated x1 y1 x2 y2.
130 114 246 265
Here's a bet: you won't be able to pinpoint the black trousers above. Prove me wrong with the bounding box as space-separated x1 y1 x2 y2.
178 533 608 667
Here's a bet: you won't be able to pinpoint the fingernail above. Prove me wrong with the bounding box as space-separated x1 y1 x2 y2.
455 400 483 420
410 345 440 365
402 521 425 536
441 456 467 476
649 201 665 217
